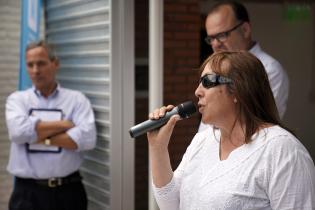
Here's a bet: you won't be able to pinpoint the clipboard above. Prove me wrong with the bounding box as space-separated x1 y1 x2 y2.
27 108 63 153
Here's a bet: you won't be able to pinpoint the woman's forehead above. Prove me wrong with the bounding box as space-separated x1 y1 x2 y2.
202 63 214 76
208 58 230 75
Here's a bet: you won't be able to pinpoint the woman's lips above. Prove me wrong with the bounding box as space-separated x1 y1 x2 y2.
198 103 204 113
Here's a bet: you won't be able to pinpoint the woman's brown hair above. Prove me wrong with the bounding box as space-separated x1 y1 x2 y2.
200 51 290 143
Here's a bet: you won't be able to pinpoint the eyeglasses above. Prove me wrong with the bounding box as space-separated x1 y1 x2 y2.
199 74 232 89
204 22 244 45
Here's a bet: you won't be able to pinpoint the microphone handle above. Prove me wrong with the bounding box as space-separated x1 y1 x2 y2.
129 107 179 138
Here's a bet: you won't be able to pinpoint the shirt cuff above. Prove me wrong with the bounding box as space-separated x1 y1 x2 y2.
66 128 81 150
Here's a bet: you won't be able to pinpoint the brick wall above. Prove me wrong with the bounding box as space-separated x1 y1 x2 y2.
135 0 200 209
164 0 200 169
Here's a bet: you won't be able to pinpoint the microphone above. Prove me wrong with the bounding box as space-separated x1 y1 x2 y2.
129 101 196 138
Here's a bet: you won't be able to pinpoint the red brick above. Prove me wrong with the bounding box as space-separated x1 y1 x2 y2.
135 0 200 209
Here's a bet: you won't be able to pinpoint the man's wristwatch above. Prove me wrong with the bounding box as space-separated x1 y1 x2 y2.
44 138 51 146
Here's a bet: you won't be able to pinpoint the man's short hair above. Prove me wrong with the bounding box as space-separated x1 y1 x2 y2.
26 40 58 61
208 0 250 23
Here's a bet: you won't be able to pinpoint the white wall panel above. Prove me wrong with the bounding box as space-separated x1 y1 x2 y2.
45 0 134 209
0 0 20 209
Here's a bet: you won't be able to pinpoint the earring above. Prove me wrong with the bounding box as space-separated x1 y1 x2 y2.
233 98 237 103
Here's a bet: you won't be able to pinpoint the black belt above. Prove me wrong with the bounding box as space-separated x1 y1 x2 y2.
16 171 82 188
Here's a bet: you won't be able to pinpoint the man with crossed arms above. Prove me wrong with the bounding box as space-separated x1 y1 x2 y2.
6 40 96 210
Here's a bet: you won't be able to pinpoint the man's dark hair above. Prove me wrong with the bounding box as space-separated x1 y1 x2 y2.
209 0 250 23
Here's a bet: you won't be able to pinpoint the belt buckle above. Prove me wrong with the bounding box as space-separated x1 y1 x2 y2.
48 178 62 188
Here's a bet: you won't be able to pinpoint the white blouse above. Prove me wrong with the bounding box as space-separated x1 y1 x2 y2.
153 125 315 210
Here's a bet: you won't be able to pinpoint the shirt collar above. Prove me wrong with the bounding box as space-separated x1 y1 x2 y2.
249 42 261 55
32 83 61 98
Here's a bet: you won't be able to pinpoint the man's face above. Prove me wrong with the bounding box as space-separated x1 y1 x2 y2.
205 6 249 52
26 46 58 93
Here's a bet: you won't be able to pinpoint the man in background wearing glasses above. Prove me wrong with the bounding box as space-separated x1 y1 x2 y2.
199 0 289 131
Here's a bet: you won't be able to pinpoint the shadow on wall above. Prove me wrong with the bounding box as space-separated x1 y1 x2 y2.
246 2 315 160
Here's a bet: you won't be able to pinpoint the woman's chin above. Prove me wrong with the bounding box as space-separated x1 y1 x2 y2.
201 118 210 125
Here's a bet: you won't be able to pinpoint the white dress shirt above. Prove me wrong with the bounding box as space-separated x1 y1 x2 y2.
153 126 315 210
5 85 96 179
250 43 289 118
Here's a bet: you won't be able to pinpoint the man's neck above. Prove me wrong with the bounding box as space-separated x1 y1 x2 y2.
38 83 58 98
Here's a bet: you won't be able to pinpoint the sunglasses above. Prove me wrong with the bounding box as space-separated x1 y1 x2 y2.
199 74 232 89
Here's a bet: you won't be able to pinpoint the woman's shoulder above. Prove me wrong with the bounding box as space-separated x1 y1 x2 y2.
263 125 313 163
264 125 301 147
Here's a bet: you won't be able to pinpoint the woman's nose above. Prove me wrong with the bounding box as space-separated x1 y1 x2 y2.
195 83 203 98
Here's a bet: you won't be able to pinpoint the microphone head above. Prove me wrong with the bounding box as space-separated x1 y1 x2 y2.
177 101 197 118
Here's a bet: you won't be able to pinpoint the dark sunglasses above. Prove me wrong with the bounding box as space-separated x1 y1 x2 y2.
199 74 232 89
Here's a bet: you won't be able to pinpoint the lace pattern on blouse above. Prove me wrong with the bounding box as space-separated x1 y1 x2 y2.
153 176 177 200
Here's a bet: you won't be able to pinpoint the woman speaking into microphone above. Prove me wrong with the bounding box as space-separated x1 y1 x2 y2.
147 51 315 210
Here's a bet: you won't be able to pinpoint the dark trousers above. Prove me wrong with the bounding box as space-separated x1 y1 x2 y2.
9 172 87 210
